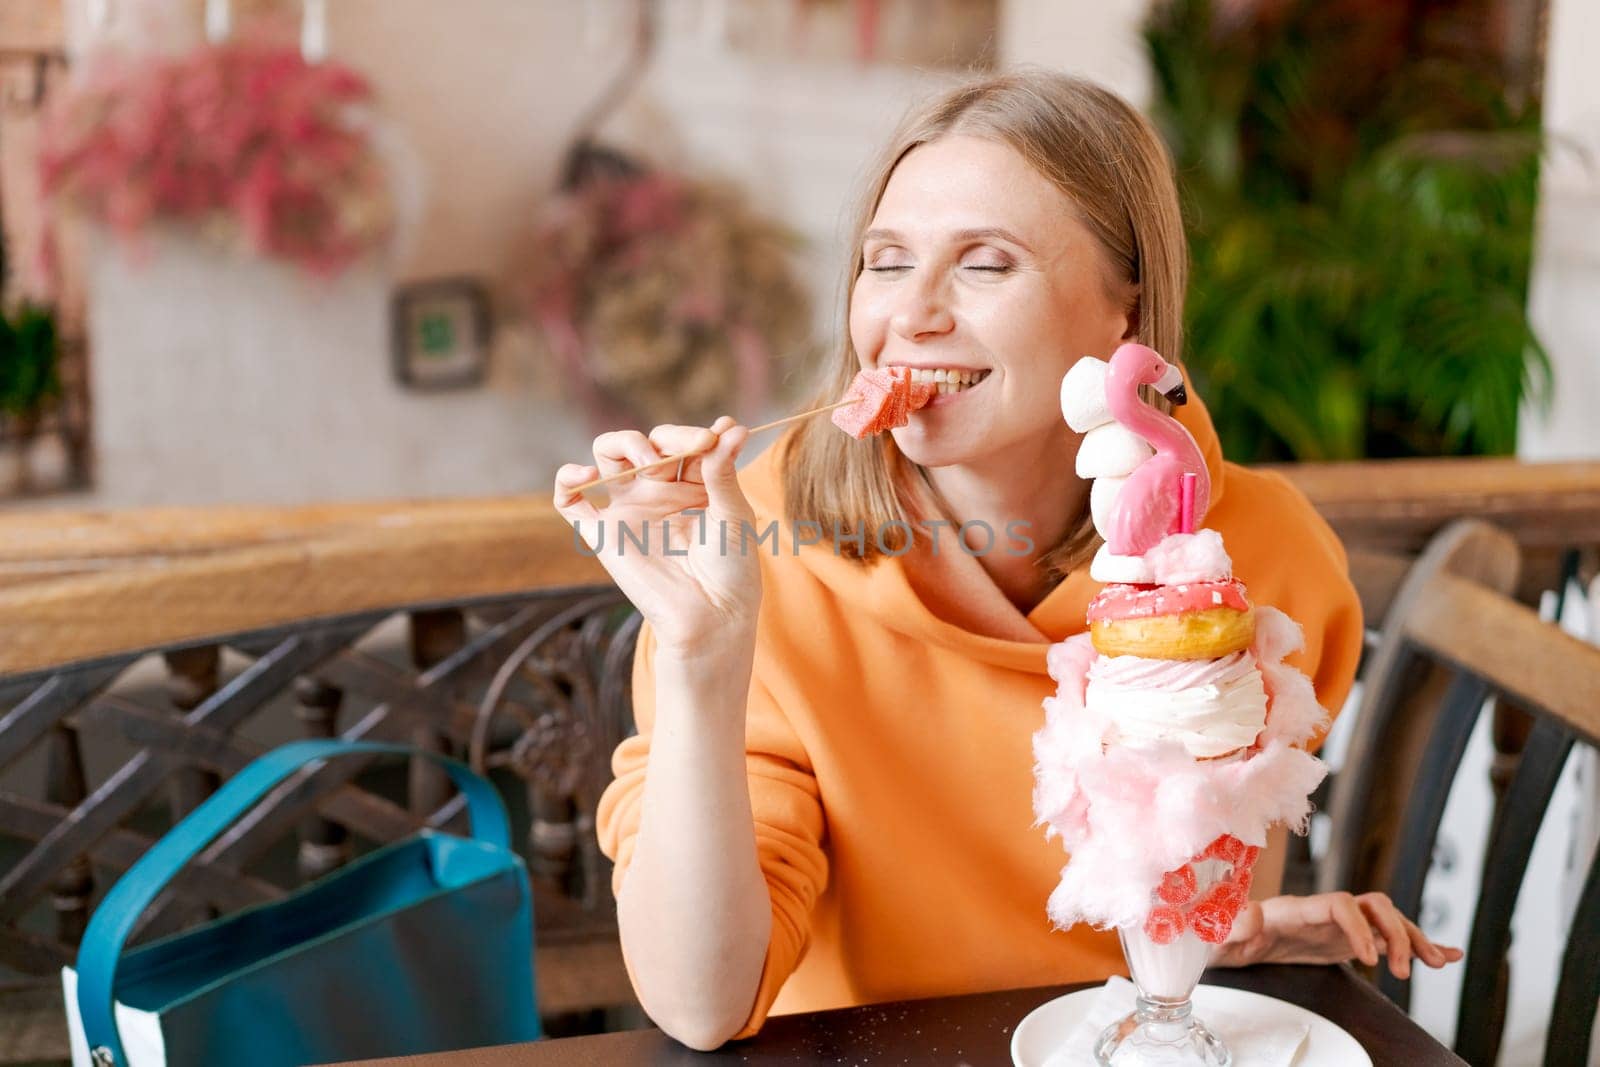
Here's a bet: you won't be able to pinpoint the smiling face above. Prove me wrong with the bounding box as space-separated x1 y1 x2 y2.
849 134 1137 471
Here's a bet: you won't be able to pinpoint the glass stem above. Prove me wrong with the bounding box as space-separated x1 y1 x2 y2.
1136 992 1195 1039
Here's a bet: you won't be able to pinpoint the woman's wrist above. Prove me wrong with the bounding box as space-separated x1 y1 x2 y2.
654 631 756 670
653 629 757 727
653 613 759 668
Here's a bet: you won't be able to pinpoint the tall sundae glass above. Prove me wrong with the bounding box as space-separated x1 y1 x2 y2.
1034 345 1331 1066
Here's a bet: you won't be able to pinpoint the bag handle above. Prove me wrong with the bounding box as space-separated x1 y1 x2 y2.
76 739 513 1066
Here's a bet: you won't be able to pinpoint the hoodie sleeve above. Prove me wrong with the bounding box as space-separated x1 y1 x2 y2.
594 619 829 1039
1223 466 1365 751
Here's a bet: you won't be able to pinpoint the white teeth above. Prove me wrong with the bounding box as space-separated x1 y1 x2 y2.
896 367 990 391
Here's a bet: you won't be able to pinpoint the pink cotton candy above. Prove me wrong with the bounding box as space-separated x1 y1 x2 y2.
1046 633 1098 687
1250 606 1329 747
1144 530 1233 585
1251 603 1305 663
1036 735 1327 930
1032 606 1329 932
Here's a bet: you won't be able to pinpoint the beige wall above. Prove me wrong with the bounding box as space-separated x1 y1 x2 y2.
327 1 601 286
0 0 66 305
51 0 1060 507
1520 0 1600 460
998 0 1151 106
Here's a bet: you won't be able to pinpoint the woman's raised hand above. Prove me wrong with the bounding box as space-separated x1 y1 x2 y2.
1215 891 1463 979
553 416 761 655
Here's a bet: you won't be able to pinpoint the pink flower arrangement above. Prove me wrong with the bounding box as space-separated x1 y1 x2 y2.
522 168 812 430
39 39 394 276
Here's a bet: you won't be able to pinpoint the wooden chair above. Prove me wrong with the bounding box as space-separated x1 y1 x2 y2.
1323 520 1523 896
1321 520 1600 1065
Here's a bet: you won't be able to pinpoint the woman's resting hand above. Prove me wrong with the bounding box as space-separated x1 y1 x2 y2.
1212 891 1463 979
554 415 762 656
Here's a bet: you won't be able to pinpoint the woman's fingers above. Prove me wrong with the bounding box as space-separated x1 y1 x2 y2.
648 419 728 484
1400 913 1462 969
1328 892 1379 967
553 463 604 548
1215 900 1266 967
559 419 748 553
702 421 753 519
595 419 736 489
1359 893 1413 979
1239 893 1464 975
593 429 666 479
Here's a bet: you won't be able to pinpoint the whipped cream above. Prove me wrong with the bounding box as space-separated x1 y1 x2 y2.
1086 651 1268 759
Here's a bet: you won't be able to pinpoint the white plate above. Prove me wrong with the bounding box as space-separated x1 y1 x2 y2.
1011 983 1371 1066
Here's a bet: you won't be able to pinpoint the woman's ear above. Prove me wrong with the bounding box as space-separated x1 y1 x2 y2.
1120 286 1141 341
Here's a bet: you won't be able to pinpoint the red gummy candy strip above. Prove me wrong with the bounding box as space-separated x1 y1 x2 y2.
1143 905 1186 945
1157 864 1199 905
1208 880 1248 916
1189 898 1236 944
1201 834 1248 866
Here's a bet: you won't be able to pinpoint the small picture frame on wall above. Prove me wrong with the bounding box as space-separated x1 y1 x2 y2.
391 277 491 390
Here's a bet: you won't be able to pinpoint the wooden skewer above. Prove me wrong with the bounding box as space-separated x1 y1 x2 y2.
569 398 860 495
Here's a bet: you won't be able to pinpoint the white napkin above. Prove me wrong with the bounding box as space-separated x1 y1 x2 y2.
1052 976 1309 1066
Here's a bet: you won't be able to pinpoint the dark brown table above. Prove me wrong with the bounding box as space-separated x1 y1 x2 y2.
332 963 1465 1066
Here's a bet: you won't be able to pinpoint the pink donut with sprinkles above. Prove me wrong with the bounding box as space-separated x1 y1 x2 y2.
1087 579 1251 625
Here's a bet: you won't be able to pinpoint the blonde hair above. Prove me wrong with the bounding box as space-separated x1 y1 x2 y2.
782 70 1189 576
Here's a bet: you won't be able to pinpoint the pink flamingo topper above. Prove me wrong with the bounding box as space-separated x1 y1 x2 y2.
1103 343 1211 556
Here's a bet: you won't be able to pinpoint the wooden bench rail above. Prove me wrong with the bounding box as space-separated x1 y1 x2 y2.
1 457 1595 676
0 507 606 675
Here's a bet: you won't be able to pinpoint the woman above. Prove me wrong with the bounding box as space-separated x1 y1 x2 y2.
553 71 1460 1051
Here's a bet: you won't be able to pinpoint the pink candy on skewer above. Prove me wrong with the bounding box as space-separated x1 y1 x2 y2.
831 368 936 438
570 366 936 495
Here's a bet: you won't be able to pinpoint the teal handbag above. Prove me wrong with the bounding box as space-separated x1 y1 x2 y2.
66 740 541 1067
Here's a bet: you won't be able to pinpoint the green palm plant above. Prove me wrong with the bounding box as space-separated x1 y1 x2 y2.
0 238 62 435
0 304 61 423
1146 0 1549 461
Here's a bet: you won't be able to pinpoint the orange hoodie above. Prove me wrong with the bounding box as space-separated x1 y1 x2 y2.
595 389 1363 1038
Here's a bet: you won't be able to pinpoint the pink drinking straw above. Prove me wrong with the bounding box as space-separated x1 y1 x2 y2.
1179 472 1196 534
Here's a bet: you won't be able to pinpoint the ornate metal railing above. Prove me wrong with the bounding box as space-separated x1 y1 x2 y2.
0 586 642 1032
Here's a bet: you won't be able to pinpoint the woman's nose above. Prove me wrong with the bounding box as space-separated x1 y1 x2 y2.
889 273 956 340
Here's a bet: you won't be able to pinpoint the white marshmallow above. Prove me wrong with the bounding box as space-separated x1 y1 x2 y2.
1089 475 1128 541
1089 542 1156 584
1060 357 1113 432
1076 423 1153 479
